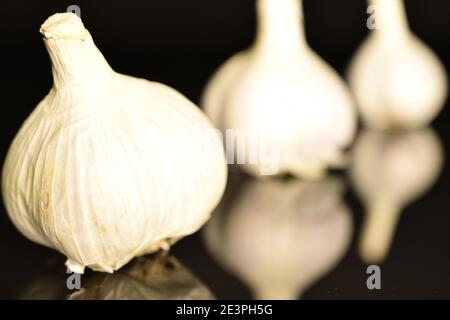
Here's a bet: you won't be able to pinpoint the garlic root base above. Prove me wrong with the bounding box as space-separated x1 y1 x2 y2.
66 237 179 274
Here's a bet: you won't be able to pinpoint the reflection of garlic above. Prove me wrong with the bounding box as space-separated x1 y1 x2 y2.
1 13 227 274
347 0 447 130
20 254 214 300
71 253 214 300
350 129 443 263
202 0 356 178
203 175 352 299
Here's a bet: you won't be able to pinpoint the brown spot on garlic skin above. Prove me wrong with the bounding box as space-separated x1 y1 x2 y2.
91 216 106 235
41 170 53 211
41 190 50 210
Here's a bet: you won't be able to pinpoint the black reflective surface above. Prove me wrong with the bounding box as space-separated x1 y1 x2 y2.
2 0 450 299
2 160 450 299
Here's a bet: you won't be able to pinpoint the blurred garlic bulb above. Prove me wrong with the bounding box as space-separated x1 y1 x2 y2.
203 175 352 299
347 0 447 130
350 128 443 263
1 13 227 274
202 0 356 178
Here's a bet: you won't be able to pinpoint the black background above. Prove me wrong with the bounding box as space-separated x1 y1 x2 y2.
1 0 450 299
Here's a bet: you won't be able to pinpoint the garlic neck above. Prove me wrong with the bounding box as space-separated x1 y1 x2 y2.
359 199 401 264
41 13 113 89
255 0 307 58
370 0 410 43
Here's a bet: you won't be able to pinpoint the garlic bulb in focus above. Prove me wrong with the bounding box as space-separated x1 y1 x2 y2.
202 0 356 179
1 13 227 273
350 129 443 263
203 175 352 299
347 0 447 130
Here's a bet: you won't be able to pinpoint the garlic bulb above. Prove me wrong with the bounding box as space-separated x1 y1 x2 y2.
1 13 227 273
350 128 443 263
347 0 447 130
202 0 356 178
203 175 352 299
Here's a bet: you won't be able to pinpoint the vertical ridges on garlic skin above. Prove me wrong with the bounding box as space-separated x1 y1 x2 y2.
1 97 55 249
40 13 113 88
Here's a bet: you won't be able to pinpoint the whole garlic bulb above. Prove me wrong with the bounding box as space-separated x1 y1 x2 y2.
203 175 352 299
350 128 443 263
347 0 448 130
1 13 227 273
202 0 356 179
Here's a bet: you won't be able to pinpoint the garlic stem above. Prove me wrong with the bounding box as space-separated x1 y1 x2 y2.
359 200 401 263
255 0 306 56
370 0 409 43
40 13 112 87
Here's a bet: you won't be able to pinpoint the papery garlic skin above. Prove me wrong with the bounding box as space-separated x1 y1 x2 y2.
350 128 443 263
202 0 356 179
203 175 352 299
347 0 447 130
1 13 227 274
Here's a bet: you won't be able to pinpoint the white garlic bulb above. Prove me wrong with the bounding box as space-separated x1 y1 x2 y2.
203 175 352 299
1 13 227 273
202 0 356 179
350 128 443 263
347 0 447 130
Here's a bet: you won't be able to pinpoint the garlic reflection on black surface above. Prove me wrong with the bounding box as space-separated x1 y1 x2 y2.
20 253 214 300
18 256 69 300
203 176 352 300
350 128 443 264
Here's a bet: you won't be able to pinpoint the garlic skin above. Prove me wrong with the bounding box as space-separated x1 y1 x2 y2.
202 0 356 179
350 128 443 263
1 13 227 274
347 0 447 130
203 175 352 299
